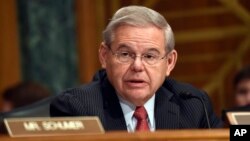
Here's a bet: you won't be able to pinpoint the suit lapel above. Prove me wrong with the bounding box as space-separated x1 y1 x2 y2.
155 87 180 129
101 78 127 131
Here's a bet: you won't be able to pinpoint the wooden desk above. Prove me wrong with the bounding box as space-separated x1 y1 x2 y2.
0 129 229 141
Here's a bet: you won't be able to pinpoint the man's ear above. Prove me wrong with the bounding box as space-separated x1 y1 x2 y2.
99 42 108 69
166 49 177 76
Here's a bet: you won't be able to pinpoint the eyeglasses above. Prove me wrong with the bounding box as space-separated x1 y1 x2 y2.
107 47 167 65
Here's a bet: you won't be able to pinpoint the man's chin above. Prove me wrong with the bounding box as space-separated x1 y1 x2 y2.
125 91 152 105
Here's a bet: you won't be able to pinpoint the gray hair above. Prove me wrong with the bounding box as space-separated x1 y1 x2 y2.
103 5 175 51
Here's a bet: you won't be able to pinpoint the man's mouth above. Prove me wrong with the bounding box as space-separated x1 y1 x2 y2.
125 79 148 88
129 80 144 83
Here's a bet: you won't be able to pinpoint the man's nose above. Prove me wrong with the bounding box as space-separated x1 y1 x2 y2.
130 56 144 72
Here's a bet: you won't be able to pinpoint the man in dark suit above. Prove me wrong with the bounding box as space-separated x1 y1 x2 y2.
222 66 250 125
50 5 223 132
233 66 250 107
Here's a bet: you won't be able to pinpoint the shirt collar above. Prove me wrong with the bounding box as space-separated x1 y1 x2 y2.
118 94 155 131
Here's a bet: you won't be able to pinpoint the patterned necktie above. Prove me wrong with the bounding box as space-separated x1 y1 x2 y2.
133 106 149 131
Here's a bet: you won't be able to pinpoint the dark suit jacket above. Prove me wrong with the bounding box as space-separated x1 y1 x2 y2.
50 70 223 131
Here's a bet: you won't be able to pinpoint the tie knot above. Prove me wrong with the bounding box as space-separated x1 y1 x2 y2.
134 106 148 120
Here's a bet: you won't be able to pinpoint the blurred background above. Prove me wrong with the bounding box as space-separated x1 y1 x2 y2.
0 0 249 116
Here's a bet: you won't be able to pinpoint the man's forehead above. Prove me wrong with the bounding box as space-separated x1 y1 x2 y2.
112 26 165 47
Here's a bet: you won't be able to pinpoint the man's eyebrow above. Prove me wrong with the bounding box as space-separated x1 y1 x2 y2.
116 43 133 50
116 43 162 54
146 48 161 54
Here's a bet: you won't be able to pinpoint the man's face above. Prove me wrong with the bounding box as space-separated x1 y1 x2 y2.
99 25 177 106
235 79 250 107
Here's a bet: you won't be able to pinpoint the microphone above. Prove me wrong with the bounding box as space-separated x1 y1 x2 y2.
179 91 211 129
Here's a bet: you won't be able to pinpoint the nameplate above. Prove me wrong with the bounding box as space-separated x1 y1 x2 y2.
227 112 250 125
4 117 105 137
